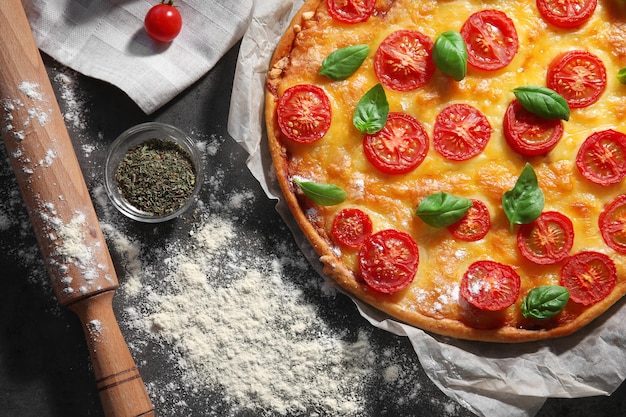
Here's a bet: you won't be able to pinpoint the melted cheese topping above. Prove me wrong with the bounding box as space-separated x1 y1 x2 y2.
272 0 626 331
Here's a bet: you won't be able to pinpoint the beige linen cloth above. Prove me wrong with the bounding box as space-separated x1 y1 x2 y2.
24 0 253 114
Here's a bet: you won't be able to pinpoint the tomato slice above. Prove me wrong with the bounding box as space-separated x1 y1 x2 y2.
460 260 521 311
460 10 519 71
447 199 491 242
576 129 626 185
599 194 626 254
277 84 332 144
359 229 419 293
503 100 564 156
363 112 429 175
433 104 492 161
560 251 617 306
517 211 574 265
536 0 598 29
332 208 373 248
547 50 606 109
327 0 376 24
374 29 435 92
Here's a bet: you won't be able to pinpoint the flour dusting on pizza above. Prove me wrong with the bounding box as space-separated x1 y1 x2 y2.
265 0 626 342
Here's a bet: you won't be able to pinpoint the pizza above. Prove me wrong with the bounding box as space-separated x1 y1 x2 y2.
264 0 626 342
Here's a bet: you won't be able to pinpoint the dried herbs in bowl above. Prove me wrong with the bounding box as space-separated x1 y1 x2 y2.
104 122 203 222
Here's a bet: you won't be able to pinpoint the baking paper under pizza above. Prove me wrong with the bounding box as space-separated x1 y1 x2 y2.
265 0 626 342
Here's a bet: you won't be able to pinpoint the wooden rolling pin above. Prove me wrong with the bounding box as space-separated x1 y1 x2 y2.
0 2 155 417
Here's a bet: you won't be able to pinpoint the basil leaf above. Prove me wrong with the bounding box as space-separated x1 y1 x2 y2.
502 163 544 231
319 44 370 81
513 86 570 121
521 286 570 320
353 83 389 134
294 179 347 206
618 67 626 85
415 192 472 227
433 30 467 81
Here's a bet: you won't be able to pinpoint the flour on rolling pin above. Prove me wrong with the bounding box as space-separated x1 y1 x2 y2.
86 319 105 344
3 81 51 136
44 208 115 296
1 80 116 303
2 81 53 171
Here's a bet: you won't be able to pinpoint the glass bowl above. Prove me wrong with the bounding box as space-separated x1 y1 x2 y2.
104 122 203 223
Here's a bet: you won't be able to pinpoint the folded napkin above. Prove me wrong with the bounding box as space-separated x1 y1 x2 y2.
24 0 253 114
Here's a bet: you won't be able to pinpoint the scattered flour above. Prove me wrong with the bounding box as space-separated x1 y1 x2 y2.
16 81 50 126
53 211 93 265
100 222 143 293
0 211 10 231
2 80 50 144
87 319 104 342
53 70 89 130
18 81 44 101
115 216 374 416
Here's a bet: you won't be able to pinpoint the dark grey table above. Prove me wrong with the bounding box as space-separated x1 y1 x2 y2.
1 43 625 417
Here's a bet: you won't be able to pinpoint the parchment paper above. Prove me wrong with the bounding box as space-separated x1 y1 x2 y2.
226 2 626 416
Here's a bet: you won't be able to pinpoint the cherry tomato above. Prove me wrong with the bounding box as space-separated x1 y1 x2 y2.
460 10 519 71
359 229 419 293
576 129 626 185
599 194 626 254
327 0 376 24
517 211 574 265
536 0 597 29
547 50 606 109
144 1 182 43
332 208 373 248
363 112 429 175
277 84 332 144
374 30 436 92
433 104 491 161
560 251 617 306
447 199 491 242
460 260 521 311
503 100 564 156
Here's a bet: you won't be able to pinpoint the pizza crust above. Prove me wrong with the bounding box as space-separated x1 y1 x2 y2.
264 0 626 342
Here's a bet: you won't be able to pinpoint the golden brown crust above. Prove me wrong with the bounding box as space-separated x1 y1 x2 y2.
264 0 626 342
265 0 330 256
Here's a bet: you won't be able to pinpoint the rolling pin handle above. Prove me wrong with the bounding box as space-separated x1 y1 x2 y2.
69 291 156 417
